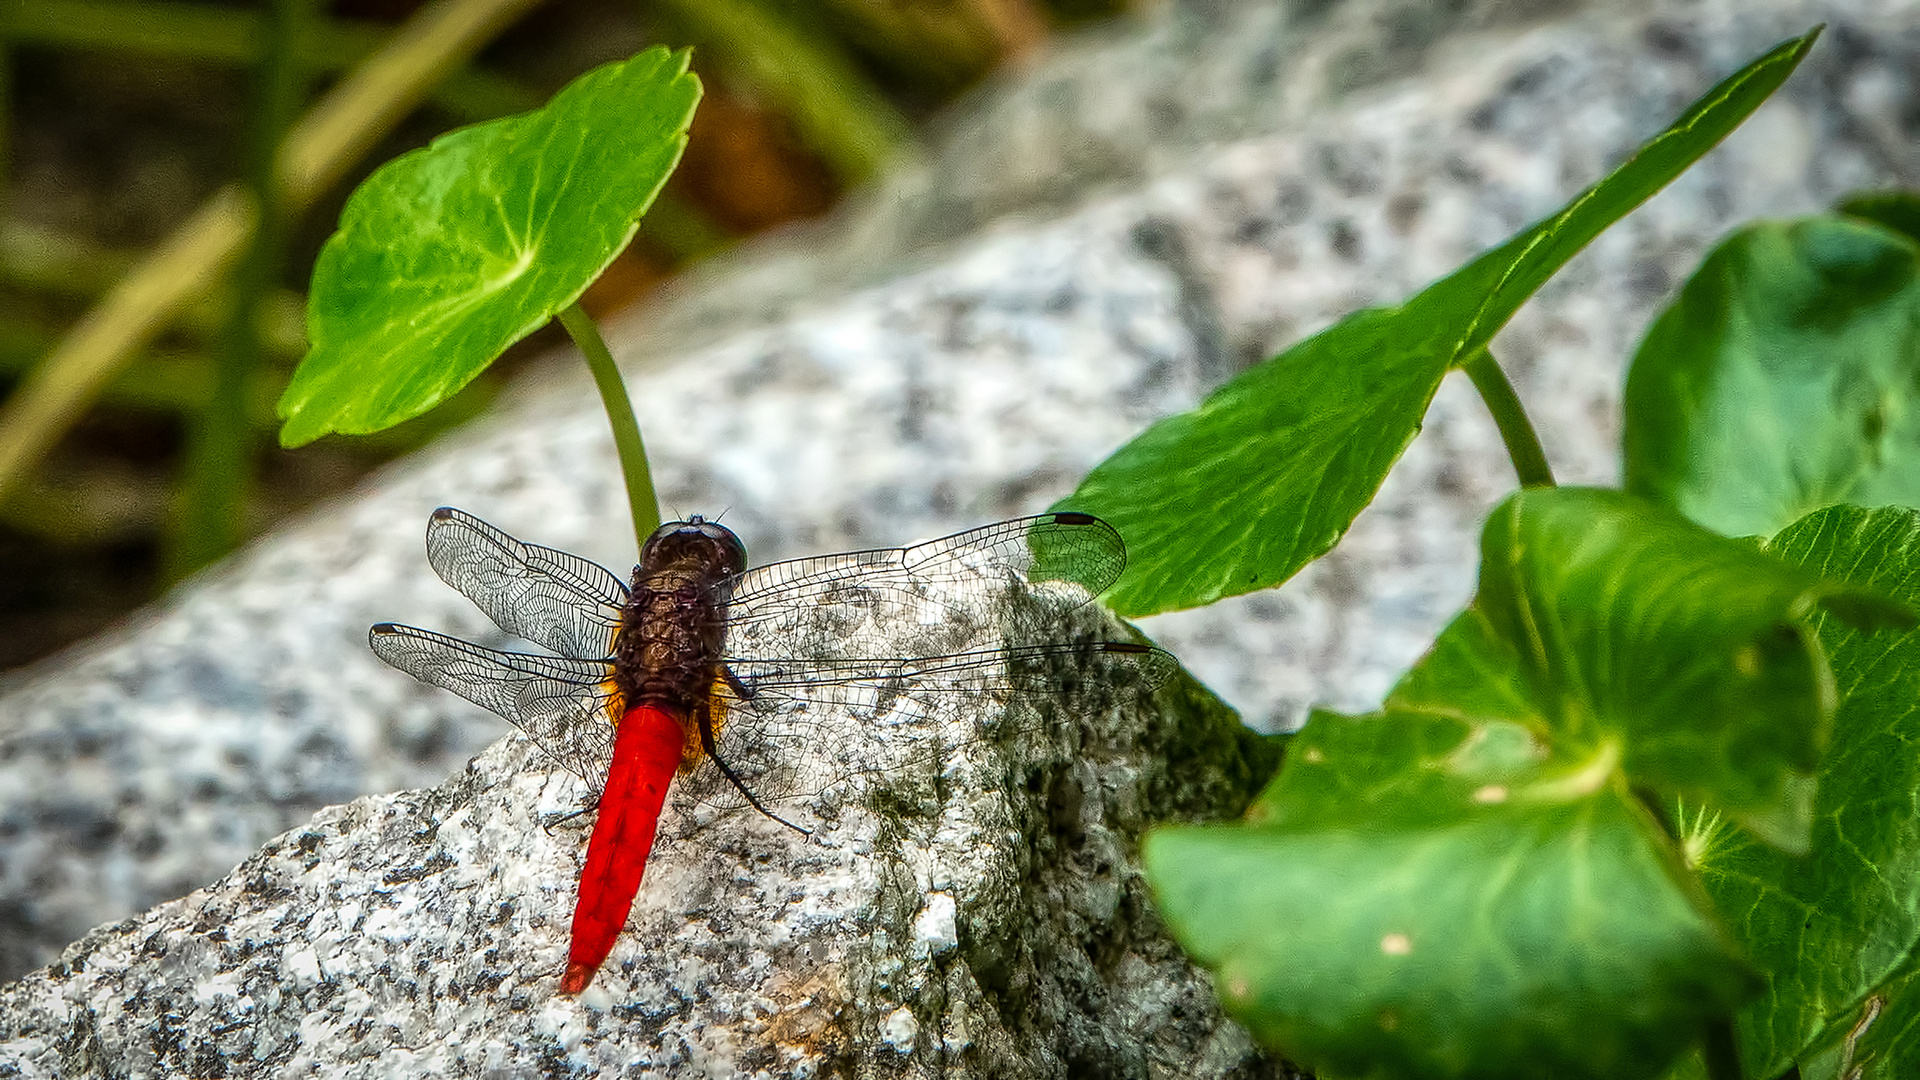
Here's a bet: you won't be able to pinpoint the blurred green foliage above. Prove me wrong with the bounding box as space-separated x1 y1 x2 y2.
0 0 1123 669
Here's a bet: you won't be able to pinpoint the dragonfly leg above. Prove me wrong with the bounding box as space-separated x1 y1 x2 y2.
542 797 600 834
720 662 755 702
697 694 810 836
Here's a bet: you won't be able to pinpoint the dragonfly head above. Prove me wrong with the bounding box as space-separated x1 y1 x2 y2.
642 515 748 576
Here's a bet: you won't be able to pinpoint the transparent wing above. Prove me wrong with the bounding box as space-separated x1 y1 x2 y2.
718 513 1127 668
381 510 1170 828
369 622 617 786
677 640 1177 816
730 641 1177 704
424 507 627 660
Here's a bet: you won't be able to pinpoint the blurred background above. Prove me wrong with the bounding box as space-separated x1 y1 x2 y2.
0 0 1130 672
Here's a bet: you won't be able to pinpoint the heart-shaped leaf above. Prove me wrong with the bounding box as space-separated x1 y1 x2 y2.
278 47 701 446
1148 709 1760 1080
1791 950 1920 1080
1058 29 1819 617
1624 214 1920 538
1245 708 1551 829
1837 189 1920 246
1390 488 1908 852
1691 505 1920 1078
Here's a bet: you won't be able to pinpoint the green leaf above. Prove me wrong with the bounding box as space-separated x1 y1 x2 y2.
1392 488 1905 852
1383 607 1545 730
1838 189 1920 246
1691 505 1920 1078
1058 28 1820 617
1147 709 1759 1080
1623 214 1920 537
277 47 701 447
1794 950 1920 1080
1245 708 1551 829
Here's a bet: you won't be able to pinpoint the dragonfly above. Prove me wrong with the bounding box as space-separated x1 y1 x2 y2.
369 507 1174 995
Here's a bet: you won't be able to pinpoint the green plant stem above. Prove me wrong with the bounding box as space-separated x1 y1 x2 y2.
0 44 11 218
0 0 542 505
0 219 307 352
808 0 1023 92
1633 780 1744 1080
170 0 315 579
1462 347 1555 488
652 0 912 183
1633 787 1679 840
560 302 659 552
1701 1016 1745 1080
2 0 535 122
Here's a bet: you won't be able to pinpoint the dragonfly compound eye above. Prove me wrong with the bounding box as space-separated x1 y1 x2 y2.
704 523 748 575
641 519 689 559
642 517 748 575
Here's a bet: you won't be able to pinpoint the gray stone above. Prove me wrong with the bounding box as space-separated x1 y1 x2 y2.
0 646 1280 1078
0 0 1917 1070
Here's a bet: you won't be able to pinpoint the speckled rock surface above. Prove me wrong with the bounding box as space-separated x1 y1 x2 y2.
0 0 1917 1069
0 646 1278 1078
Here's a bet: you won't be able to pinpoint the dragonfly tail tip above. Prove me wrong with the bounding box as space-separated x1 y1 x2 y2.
558 963 596 995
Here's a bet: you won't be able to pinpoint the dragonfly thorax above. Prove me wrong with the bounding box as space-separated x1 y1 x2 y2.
614 521 743 715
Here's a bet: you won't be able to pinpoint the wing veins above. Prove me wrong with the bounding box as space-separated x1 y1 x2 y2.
424 507 626 659
370 622 617 784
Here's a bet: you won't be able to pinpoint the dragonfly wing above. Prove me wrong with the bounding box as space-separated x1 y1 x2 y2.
681 642 1177 815
719 513 1128 667
728 642 1177 715
424 507 627 659
370 623 617 785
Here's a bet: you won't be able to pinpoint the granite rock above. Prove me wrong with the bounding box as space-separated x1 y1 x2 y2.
0 630 1279 1078
0 0 1917 1069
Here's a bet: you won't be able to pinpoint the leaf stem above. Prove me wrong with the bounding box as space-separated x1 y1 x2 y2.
1633 786 1680 841
5 0 536 121
169 0 315 579
1462 347 1555 488
1701 1016 1745 1080
560 302 660 552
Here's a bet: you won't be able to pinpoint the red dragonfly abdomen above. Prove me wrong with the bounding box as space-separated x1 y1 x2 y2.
559 702 687 995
